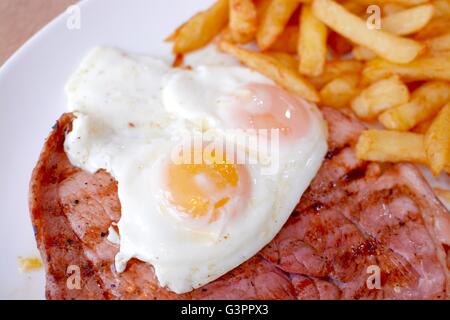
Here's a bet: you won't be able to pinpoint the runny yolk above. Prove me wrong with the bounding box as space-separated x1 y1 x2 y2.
162 148 250 222
224 83 311 142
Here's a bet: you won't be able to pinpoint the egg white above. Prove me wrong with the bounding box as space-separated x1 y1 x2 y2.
64 46 327 293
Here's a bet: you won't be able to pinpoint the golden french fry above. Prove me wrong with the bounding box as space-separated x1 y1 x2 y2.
415 18 450 40
218 41 319 101
434 188 450 202
425 33 450 52
382 4 434 36
269 26 298 53
351 76 409 120
171 0 229 54
362 54 450 83
433 0 450 18
265 51 298 69
328 32 353 56
229 0 258 43
381 3 406 16
412 118 433 134
308 60 364 88
298 5 328 76
424 103 450 175
352 46 377 61
352 0 429 5
311 0 424 63
379 81 450 131
256 0 302 50
319 74 360 109
255 0 273 18
340 1 367 15
356 129 427 164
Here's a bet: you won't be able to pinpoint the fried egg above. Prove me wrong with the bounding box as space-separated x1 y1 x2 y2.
64 46 327 293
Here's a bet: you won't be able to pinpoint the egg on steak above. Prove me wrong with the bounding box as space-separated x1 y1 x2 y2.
64 46 327 293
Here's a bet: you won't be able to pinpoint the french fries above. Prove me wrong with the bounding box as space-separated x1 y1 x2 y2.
256 0 302 50
352 46 376 61
219 41 319 101
382 4 434 36
415 18 450 40
298 5 328 76
381 3 406 16
308 60 363 88
424 103 450 175
433 0 450 18
320 74 360 108
412 118 433 134
379 81 450 131
356 129 427 164
168 0 450 179
362 54 450 83
351 76 409 120
425 33 450 52
352 0 429 5
434 188 450 202
328 32 353 56
266 51 298 69
170 0 229 54
311 0 424 64
255 0 273 23
229 0 258 43
269 25 298 53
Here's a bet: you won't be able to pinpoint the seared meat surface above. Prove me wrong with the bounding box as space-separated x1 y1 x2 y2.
29 108 450 299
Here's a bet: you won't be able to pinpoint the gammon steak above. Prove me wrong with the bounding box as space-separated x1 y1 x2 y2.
29 107 450 299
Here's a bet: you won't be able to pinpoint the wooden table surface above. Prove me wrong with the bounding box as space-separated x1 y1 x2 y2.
0 0 77 65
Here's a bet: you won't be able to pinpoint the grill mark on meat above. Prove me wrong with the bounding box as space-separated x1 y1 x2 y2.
29 108 450 299
342 164 368 183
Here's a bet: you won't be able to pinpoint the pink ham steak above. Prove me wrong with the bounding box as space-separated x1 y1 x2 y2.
29 108 450 299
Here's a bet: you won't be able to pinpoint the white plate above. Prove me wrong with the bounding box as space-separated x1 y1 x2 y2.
0 0 212 300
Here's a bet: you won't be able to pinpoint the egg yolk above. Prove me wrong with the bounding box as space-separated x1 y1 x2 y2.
162 148 250 222
224 83 311 142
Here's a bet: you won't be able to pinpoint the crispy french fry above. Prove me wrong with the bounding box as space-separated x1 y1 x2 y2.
298 5 328 76
352 0 429 5
424 103 450 175
218 41 319 101
382 4 434 36
425 33 450 52
308 60 364 88
362 54 450 83
351 76 409 120
415 17 450 40
266 51 298 69
379 81 450 130
256 0 302 50
171 0 229 54
311 0 424 63
356 129 427 164
381 3 406 15
269 25 298 53
229 0 258 43
320 74 360 108
255 0 273 19
328 32 353 56
433 0 450 18
412 118 433 134
341 1 367 15
352 46 377 61
434 188 450 202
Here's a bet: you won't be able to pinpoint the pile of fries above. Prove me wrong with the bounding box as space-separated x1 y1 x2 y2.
167 0 450 199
